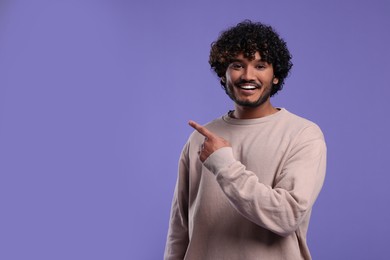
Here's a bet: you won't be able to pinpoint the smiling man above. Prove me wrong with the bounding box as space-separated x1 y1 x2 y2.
164 20 327 260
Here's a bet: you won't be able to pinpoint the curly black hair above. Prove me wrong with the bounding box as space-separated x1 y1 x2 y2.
209 20 293 96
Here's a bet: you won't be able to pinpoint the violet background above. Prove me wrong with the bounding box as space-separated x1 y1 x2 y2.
0 0 389 259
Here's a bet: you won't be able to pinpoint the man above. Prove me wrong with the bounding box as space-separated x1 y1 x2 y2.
164 20 326 260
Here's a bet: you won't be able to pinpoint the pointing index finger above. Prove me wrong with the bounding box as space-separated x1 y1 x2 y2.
188 120 214 139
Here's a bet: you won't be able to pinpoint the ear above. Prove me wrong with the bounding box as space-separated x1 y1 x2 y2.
272 76 279 85
221 76 226 83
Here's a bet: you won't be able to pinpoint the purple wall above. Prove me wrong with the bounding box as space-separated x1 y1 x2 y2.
1 1 389 259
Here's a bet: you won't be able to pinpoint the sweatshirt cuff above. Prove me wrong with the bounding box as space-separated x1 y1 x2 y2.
203 147 236 175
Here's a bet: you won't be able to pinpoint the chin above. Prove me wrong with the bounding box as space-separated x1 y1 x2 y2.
235 95 269 108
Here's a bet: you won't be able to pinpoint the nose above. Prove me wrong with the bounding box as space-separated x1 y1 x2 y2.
241 66 256 81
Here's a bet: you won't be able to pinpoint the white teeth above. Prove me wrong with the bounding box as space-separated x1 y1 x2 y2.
240 85 256 90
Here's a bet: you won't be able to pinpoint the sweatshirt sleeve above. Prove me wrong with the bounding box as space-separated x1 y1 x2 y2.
203 125 327 237
164 143 190 260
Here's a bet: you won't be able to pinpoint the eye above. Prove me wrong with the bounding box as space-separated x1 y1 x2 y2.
256 64 266 70
230 63 243 70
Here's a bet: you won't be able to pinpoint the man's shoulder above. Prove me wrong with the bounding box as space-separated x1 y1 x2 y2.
203 116 226 128
281 108 318 126
282 109 325 140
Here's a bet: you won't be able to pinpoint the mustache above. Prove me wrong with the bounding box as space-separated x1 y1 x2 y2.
234 79 262 88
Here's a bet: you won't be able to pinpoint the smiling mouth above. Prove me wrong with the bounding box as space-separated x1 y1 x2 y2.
238 85 258 90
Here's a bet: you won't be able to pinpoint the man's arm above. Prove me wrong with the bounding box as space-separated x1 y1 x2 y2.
164 143 190 260
189 121 326 237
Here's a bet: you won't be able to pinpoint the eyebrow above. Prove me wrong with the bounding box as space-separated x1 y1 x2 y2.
230 58 266 63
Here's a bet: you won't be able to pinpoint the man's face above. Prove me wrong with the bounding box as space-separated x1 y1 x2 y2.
224 52 278 108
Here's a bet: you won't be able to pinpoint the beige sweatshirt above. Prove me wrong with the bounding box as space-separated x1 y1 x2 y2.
164 108 327 260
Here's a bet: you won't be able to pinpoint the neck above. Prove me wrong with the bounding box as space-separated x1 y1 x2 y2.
232 102 279 119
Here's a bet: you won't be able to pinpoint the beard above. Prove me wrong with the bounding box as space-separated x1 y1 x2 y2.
225 80 272 108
